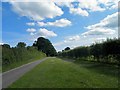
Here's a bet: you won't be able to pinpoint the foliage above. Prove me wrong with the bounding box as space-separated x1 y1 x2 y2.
58 38 120 64
33 37 57 56
64 47 70 51
2 42 46 71
17 42 26 48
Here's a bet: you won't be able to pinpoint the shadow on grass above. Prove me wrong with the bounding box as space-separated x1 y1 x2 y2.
58 57 119 78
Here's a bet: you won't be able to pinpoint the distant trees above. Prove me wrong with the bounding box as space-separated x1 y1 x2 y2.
58 38 120 64
2 44 10 48
33 37 57 56
64 47 70 51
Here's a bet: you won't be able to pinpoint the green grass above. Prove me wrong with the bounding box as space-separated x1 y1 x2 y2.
9 57 118 88
3 52 46 72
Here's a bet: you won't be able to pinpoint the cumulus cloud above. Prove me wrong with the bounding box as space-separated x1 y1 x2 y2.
70 7 89 16
55 1 89 16
55 1 73 7
83 12 118 37
67 35 80 41
37 28 57 37
28 28 57 41
54 35 81 47
26 22 35 26
82 29 115 36
10 2 63 21
78 0 119 11
26 28 36 32
56 0 119 17
26 28 36 35
78 0 105 12
37 18 71 27
98 0 119 9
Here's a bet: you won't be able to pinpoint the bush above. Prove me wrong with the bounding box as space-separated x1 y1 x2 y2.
59 38 120 64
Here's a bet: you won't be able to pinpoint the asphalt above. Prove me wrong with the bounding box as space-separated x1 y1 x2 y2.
2 57 49 88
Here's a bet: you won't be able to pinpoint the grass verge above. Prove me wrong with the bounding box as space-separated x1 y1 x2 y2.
9 57 118 88
3 52 46 72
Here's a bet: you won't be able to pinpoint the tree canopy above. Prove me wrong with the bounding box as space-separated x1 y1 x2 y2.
33 37 57 56
17 42 26 48
64 47 70 51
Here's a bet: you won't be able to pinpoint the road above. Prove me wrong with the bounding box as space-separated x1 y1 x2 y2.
2 57 49 88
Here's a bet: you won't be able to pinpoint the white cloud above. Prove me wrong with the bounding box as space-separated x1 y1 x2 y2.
37 22 45 27
37 18 71 27
26 22 35 26
78 0 105 12
56 0 119 17
27 28 57 41
55 1 89 16
83 12 118 37
82 29 115 36
30 28 57 41
98 0 119 9
26 28 36 35
53 35 80 47
26 28 36 32
55 1 73 7
67 35 80 41
10 2 63 21
70 7 89 16
53 42 64 47
37 28 57 37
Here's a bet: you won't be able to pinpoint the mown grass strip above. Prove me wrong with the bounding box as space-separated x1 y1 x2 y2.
9 57 118 88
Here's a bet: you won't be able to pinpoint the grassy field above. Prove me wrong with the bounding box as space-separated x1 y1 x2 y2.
3 52 46 72
9 57 118 88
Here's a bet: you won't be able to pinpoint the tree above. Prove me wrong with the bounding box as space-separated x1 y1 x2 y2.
17 42 26 48
90 43 103 62
2 44 14 65
33 37 57 56
64 47 70 51
2 44 10 48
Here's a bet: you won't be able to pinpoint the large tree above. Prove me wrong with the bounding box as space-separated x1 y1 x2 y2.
17 42 26 48
33 37 57 56
64 47 70 51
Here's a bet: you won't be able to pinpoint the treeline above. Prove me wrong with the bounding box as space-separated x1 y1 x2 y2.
2 42 46 66
2 37 57 68
58 38 120 64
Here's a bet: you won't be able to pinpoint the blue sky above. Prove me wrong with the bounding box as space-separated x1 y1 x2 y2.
2 0 119 51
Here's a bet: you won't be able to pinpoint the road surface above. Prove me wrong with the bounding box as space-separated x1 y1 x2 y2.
2 57 50 88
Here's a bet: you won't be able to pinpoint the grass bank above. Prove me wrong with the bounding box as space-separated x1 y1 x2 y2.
9 57 118 88
3 52 46 72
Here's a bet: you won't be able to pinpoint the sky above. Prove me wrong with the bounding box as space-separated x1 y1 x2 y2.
1 0 119 51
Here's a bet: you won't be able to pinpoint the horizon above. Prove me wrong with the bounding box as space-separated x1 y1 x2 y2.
1 0 119 51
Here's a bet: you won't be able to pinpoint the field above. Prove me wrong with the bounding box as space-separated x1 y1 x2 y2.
8 57 118 88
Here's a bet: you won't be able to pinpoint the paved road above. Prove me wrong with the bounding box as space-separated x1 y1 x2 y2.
2 57 50 88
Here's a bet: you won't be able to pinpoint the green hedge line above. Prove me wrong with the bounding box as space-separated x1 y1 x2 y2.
1 43 46 66
58 39 120 64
